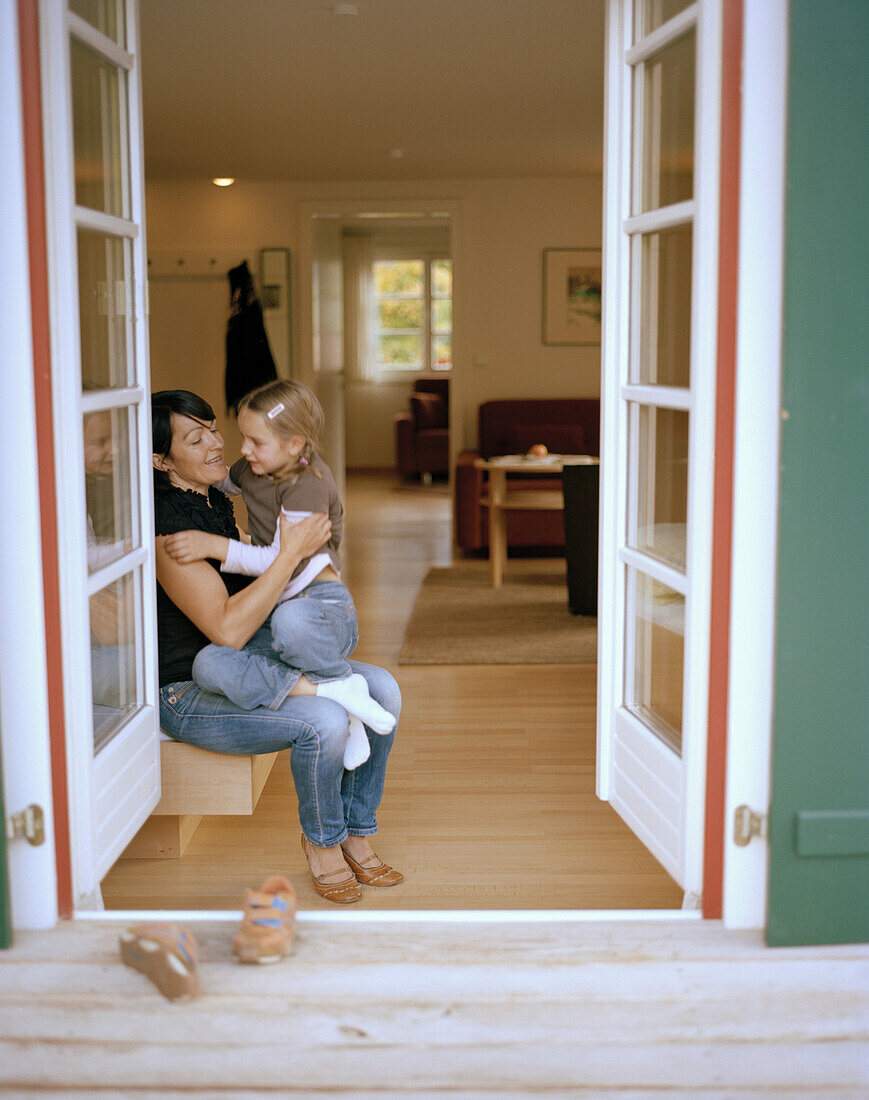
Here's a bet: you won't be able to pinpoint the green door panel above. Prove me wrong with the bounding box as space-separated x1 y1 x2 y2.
796 811 869 859
767 0 869 946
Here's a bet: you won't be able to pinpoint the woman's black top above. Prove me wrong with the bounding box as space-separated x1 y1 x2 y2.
154 485 250 686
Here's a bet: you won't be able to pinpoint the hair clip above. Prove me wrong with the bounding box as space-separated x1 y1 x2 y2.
267 402 285 420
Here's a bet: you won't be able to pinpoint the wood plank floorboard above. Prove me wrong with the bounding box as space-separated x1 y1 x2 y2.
102 473 682 912
1 919 866 1095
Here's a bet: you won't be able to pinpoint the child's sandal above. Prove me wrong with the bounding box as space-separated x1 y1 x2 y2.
120 923 199 1002
233 875 297 964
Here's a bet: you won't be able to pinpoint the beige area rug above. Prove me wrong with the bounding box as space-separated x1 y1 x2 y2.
399 564 597 665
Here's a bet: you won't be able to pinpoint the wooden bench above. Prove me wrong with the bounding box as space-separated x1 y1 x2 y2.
121 739 278 859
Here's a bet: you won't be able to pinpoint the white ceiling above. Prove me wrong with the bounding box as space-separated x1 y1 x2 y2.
139 0 605 182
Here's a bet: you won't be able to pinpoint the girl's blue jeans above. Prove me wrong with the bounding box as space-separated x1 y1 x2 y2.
192 581 358 709
159 648 399 848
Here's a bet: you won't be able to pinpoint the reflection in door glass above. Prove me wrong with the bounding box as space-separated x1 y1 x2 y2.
70 39 127 217
626 569 684 753
630 404 689 570
84 406 137 573
77 230 131 389
90 573 139 753
633 30 695 213
634 223 692 387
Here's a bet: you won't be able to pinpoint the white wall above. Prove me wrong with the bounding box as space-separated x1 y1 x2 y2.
144 175 602 466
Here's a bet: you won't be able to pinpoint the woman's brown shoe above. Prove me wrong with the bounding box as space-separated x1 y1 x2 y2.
341 848 404 887
300 834 362 904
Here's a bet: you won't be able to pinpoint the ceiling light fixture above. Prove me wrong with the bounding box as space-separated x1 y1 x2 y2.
331 2 358 15
388 148 404 159
212 177 235 187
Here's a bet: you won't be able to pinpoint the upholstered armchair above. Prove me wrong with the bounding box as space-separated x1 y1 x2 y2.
394 378 450 482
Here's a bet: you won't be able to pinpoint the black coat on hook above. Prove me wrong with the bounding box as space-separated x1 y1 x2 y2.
224 260 277 413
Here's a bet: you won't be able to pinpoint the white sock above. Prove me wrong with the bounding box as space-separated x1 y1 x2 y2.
343 715 370 771
316 673 396 735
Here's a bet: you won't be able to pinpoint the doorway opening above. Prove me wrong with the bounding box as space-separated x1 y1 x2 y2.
100 195 682 914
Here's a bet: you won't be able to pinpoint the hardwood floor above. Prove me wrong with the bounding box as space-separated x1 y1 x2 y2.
102 472 682 912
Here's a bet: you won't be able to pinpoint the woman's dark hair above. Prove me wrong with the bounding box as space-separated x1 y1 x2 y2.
151 390 216 492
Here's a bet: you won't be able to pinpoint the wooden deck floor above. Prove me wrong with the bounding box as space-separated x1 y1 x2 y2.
102 473 682 912
1 917 867 1095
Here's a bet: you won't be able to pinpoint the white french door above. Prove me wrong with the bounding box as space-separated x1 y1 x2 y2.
598 0 721 895
41 0 159 903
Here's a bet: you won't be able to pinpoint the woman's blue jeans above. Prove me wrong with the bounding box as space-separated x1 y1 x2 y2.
192 582 358 709
159 642 399 847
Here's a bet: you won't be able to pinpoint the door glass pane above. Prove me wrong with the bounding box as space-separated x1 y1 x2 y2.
69 0 126 46
630 405 688 569
84 406 137 573
77 230 131 388
90 572 140 753
634 30 695 212
71 39 127 217
634 0 692 40
432 334 452 370
627 569 684 753
634 223 692 386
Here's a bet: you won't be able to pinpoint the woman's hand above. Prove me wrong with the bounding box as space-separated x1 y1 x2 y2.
276 512 331 562
163 529 228 564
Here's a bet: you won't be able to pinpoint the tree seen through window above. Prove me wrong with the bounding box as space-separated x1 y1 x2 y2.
373 258 452 371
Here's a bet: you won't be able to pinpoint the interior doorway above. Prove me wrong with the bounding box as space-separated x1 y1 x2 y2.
100 196 686 914
298 201 459 502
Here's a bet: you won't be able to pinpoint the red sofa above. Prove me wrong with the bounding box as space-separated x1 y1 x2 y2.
455 398 600 552
394 378 449 481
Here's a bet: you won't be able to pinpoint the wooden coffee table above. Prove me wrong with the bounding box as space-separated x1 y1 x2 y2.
474 454 600 587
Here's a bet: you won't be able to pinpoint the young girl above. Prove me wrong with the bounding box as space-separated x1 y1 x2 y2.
163 380 395 769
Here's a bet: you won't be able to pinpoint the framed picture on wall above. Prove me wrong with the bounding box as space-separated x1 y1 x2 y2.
542 248 602 346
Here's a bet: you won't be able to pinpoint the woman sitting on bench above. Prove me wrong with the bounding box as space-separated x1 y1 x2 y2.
151 389 402 905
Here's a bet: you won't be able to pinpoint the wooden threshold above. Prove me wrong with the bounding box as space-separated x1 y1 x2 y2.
1 917 866 1094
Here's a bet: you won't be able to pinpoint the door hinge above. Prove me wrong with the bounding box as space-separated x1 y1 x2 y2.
733 804 768 847
6 803 46 846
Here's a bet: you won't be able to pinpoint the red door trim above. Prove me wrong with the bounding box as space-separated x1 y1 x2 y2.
18 0 74 919
703 0 743 919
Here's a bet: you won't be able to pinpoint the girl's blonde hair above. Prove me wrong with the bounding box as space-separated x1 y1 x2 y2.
239 379 324 477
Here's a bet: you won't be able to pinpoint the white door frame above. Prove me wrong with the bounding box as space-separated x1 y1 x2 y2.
3 2 784 932
0 1 58 930
721 0 788 929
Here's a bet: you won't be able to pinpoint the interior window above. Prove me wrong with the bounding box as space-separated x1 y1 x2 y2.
373 257 452 372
